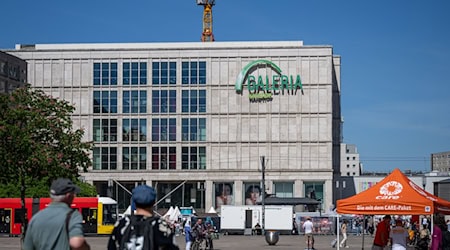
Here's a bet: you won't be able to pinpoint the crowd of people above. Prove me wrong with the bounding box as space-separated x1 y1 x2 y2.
21 177 450 250
333 214 450 250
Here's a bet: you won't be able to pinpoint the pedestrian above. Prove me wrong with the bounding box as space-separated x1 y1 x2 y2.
340 219 349 248
107 184 179 250
372 215 391 250
23 178 91 250
430 214 444 250
302 217 315 250
184 219 192 250
389 219 409 250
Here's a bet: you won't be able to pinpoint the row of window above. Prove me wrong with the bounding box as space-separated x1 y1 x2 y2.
93 118 206 142
92 146 206 170
93 90 206 114
93 61 206 85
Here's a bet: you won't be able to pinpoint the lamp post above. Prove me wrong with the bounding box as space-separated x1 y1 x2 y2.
261 156 266 236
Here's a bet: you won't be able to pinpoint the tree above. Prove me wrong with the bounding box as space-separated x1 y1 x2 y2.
0 87 93 235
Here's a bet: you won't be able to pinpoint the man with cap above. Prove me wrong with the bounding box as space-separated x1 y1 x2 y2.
302 216 315 249
23 178 91 250
108 184 179 250
373 215 392 250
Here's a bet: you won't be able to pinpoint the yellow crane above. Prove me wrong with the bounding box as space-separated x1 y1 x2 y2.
196 0 215 42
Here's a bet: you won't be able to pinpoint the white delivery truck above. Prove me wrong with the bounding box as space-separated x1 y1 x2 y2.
220 205 293 235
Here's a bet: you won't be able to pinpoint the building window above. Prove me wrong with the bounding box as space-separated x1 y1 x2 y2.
123 90 147 113
274 182 294 198
93 62 117 85
304 182 324 212
122 119 147 142
182 61 206 84
152 62 176 85
152 147 176 170
93 147 117 170
93 91 118 113
152 90 176 113
181 90 206 113
181 147 206 170
152 118 176 141
93 119 117 142
123 62 147 85
123 147 146 170
182 118 206 141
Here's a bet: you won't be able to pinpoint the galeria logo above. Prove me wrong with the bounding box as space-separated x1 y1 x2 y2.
376 181 403 200
235 59 303 102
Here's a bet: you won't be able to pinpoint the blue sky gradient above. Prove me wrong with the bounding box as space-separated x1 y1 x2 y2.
2 0 449 173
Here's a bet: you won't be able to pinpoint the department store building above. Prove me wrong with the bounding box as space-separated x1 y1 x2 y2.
8 41 342 213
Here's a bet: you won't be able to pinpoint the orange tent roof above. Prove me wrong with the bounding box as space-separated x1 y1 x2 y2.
337 168 450 215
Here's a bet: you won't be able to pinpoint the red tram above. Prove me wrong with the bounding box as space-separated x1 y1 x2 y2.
0 197 117 236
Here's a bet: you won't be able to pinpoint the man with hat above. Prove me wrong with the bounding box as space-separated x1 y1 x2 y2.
302 216 315 249
108 184 179 250
23 178 91 250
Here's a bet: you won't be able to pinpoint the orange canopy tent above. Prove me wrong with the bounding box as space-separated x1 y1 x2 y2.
337 168 450 215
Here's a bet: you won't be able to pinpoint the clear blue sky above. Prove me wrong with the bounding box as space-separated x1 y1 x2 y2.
2 0 449 173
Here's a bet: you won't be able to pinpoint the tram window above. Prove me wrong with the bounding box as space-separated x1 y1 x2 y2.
103 203 117 225
14 209 26 224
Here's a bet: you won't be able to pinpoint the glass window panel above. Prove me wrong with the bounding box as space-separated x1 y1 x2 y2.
140 119 147 141
182 147 189 169
93 91 100 113
190 118 197 141
182 62 189 84
140 147 147 170
123 119 130 141
140 90 147 113
161 90 168 113
123 91 130 113
169 118 176 141
169 62 176 84
93 119 101 141
152 62 159 85
182 118 189 141
182 90 189 113
152 90 159 113
199 147 206 169
190 90 198 112
123 147 130 170
169 90 176 113
161 119 168 141
152 119 159 141
152 147 159 169
169 147 176 170
111 63 117 85
199 118 206 141
199 90 206 112
110 91 118 113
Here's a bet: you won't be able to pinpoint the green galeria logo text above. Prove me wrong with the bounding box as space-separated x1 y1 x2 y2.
235 59 304 102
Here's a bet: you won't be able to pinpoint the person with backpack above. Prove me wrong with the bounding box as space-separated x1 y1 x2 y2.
23 178 91 250
107 185 179 250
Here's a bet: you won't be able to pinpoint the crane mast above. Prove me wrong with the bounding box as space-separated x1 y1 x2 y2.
197 0 215 42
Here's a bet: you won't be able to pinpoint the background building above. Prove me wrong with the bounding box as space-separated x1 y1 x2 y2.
8 41 341 213
0 51 27 93
431 151 450 172
340 143 361 176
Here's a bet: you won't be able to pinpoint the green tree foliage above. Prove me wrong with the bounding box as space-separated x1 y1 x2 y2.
0 87 94 197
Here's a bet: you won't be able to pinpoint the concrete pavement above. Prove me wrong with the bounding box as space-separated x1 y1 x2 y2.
0 234 414 249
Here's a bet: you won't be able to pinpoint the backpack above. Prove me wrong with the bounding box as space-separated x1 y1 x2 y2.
120 215 156 250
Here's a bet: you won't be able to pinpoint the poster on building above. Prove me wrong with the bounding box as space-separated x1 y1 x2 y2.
214 182 234 209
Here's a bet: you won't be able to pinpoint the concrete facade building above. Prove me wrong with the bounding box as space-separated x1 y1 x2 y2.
0 51 27 93
8 41 341 213
340 143 361 176
431 151 450 172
